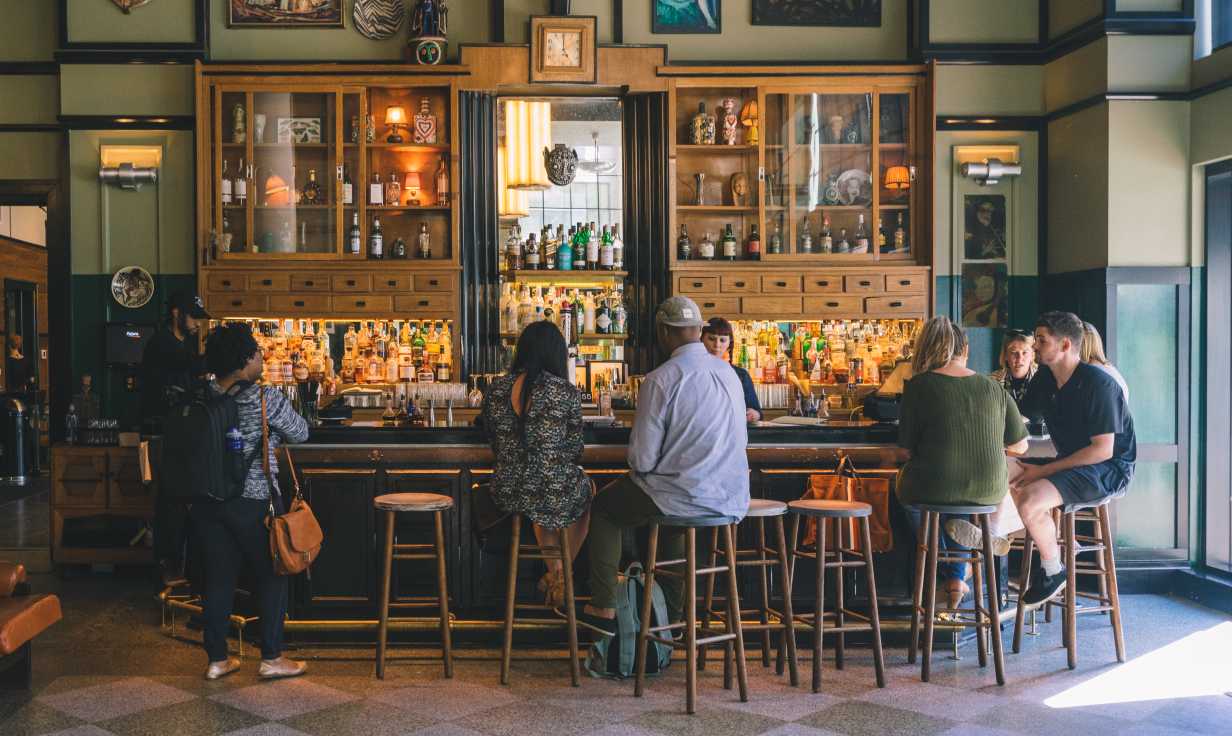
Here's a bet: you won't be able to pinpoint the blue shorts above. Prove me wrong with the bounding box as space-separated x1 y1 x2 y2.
1023 458 1132 508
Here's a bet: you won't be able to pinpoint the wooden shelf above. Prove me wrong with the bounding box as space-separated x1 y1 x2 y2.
880 204 910 210
879 143 908 148
366 205 450 211
793 205 870 211
505 270 627 282
676 144 757 153
677 206 757 213
254 143 332 149
501 332 627 341
365 142 449 152
790 143 872 150
255 205 333 210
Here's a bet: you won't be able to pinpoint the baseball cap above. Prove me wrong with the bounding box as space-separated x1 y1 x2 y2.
655 296 705 328
169 290 210 320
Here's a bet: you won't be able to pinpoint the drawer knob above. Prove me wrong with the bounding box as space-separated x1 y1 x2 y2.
294 300 305 307
734 281 746 287
304 280 315 286
231 300 242 307
826 301 840 308
429 279 439 286
387 280 397 287
859 280 871 287
692 282 703 288
221 279 232 286
774 281 786 287
418 300 429 307
890 301 903 308
703 302 716 308
261 279 272 286
817 281 830 287
355 300 367 307
346 279 357 286
899 279 911 286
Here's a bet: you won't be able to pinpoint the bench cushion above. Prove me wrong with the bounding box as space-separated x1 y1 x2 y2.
0 594 61 656
0 563 25 597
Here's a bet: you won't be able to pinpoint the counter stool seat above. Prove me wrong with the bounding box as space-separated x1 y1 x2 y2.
791 499 872 518
913 502 997 516
375 493 454 512
657 514 740 527
746 499 788 517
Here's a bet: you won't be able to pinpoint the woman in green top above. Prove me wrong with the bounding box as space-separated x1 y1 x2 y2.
897 317 1029 608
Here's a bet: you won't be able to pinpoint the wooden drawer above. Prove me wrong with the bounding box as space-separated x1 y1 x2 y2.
761 275 802 293
844 274 884 294
373 274 413 292
332 295 393 313
332 274 371 292
865 295 927 316
108 449 156 510
270 295 330 313
802 273 844 293
413 273 457 292
395 294 454 313
206 272 247 292
677 275 719 294
803 295 865 316
52 448 108 508
741 296 802 314
885 272 929 293
291 273 331 292
248 274 291 292
693 296 741 314
719 275 759 294
208 294 268 313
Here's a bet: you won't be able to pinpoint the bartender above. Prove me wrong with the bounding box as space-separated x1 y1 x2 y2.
990 330 1036 408
701 317 762 422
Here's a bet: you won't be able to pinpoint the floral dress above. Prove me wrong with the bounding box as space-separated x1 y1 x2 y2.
481 372 590 529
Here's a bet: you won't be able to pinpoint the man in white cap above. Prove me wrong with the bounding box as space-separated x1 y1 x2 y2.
581 296 750 633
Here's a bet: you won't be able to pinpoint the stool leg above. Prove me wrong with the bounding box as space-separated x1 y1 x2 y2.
1045 510 1060 624
433 510 453 679
723 532 734 691
686 528 700 713
634 524 660 699
376 510 395 680
1013 534 1035 653
812 516 827 693
1098 505 1126 662
500 515 522 686
558 525 580 687
908 511 929 665
699 526 720 671
834 517 846 671
860 517 886 688
1064 512 1078 670
970 519 988 669
978 514 1006 685
757 517 772 667
1091 512 1110 616
723 523 749 703
922 512 940 683
775 515 800 687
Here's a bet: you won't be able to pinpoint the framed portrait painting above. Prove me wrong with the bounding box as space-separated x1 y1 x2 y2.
752 0 882 27
961 263 1009 329
228 0 345 29
653 0 721 34
964 194 1008 260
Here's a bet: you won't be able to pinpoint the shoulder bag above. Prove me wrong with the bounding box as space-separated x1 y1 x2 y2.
261 391 324 576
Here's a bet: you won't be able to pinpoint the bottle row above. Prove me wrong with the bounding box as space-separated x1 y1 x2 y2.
501 284 629 342
676 211 909 260
219 161 450 209
725 319 920 387
504 222 624 272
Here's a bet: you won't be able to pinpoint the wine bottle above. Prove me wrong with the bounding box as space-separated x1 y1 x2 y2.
746 224 761 261
342 166 353 205
221 159 232 204
677 224 692 260
368 216 384 259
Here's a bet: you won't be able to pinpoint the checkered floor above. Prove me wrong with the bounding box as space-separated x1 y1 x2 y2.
2 575 1231 736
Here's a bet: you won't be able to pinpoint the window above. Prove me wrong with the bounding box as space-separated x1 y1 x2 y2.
1196 0 1232 59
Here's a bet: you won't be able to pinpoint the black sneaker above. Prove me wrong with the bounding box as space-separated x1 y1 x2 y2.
577 610 617 636
1021 568 1067 609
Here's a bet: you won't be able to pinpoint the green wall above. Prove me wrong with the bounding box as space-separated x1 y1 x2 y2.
66 0 197 44
60 65 195 117
0 0 57 61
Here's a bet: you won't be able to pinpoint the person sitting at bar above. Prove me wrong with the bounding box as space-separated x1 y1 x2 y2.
1081 321 1129 401
581 297 749 634
949 311 1136 609
481 321 592 607
195 323 309 681
701 317 762 422
990 330 1036 408
896 316 1029 610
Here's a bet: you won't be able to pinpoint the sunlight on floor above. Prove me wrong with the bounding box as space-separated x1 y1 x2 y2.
1045 621 1232 708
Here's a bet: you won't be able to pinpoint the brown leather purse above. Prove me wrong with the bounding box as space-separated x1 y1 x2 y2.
800 454 894 554
261 392 323 576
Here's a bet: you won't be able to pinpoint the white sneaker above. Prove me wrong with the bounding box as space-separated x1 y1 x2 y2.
259 657 307 679
945 519 1011 557
205 657 241 680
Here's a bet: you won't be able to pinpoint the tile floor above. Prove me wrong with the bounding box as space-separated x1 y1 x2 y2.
1 571 1231 736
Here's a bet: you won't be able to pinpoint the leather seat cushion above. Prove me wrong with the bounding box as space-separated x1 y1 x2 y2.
0 563 26 597
0 594 62 656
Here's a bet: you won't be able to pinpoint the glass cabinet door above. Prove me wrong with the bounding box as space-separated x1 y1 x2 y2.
877 92 913 259
342 90 364 258
214 90 250 255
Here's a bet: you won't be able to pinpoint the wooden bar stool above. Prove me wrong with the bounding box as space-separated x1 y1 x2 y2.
500 513 581 687
374 492 454 680
908 503 1005 685
1012 498 1125 669
699 499 799 686
787 499 886 692
634 514 747 715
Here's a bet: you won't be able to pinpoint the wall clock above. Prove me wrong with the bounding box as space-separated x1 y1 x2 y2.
529 16 597 84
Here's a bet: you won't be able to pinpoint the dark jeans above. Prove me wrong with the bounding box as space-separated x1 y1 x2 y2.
906 508 968 584
191 497 287 662
150 436 190 565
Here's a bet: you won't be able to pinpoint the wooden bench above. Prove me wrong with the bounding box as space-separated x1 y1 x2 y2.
0 562 62 690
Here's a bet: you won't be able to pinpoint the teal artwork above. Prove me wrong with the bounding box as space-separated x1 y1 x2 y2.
653 0 721 34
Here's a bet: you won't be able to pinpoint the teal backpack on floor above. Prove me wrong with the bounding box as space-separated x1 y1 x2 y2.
585 562 673 679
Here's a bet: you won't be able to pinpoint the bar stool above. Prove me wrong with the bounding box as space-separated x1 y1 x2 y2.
787 499 886 692
1012 498 1125 669
698 499 799 686
908 503 1005 685
634 514 747 715
374 492 454 680
500 513 581 687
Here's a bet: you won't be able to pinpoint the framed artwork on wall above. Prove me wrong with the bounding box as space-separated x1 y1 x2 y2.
963 194 1008 260
530 16 598 84
227 0 345 29
653 0 721 34
751 0 881 27
961 263 1009 329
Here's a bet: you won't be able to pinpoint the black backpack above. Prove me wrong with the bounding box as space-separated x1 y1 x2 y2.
161 383 253 502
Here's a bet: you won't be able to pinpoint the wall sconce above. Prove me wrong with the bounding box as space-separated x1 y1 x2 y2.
504 99 552 191
497 147 528 218
404 171 422 206
960 158 1022 186
99 145 161 191
384 105 408 143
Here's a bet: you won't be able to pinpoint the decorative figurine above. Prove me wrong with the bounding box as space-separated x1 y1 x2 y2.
694 172 706 206
350 115 361 143
690 102 716 145
844 123 861 144
365 114 377 143
544 144 579 186
740 100 759 145
253 114 266 144
720 98 740 146
822 173 842 206
825 114 844 144
412 97 437 144
417 222 432 259
232 103 246 144
729 172 749 207
409 0 448 66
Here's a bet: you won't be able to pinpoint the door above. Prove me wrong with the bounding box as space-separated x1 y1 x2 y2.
1205 160 1232 573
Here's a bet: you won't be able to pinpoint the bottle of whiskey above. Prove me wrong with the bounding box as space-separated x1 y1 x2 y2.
417 223 431 259
234 158 247 205
820 216 833 253
506 225 523 271
799 219 814 254
854 214 869 253
586 222 600 270
677 224 692 260
599 226 614 270
877 217 887 253
384 173 402 207
369 172 384 205
221 159 233 204
368 216 384 259
746 224 761 261
525 232 541 270
301 169 322 205
768 222 783 255
721 223 739 261
342 166 353 205
699 231 716 260
894 212 908 253
611 223 624 270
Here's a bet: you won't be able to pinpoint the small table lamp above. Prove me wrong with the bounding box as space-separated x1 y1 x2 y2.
404 171 422 205
385 106 408 143
884 165 912 201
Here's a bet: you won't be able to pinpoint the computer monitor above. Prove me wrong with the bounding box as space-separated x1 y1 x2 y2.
105 323 155 366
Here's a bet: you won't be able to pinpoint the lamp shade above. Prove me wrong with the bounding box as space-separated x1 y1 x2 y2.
884 165 911 190
497 147 528 218
503 99 552 191
385 105 407 126
403 171 421 191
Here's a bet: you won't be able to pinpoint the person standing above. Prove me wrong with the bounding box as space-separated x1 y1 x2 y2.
701 317 762 422
581 297 749 633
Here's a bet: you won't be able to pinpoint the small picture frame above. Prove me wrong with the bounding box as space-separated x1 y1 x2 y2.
227 0 344 28
530 15 598 84
585 360 627 395
652 0 721 34
276 117 322 144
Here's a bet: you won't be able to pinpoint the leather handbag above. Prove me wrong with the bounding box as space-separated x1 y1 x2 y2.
261 392 323 576
800 454 894 554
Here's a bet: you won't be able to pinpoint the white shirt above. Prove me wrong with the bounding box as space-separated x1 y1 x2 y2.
628 341 750 520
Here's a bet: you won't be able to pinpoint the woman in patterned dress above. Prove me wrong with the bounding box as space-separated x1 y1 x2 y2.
481 321 592 606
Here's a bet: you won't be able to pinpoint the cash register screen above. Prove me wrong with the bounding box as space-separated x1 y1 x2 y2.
105 323 155 365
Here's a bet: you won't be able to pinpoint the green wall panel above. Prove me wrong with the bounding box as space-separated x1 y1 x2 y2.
0 76 59 125
1116 461 1177 549
0 133 62 180
60 65 195 117
0 0 58 61
1116 283 1178 444
67 0 197 44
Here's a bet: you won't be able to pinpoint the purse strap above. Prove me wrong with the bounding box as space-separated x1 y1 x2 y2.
261 391 282 518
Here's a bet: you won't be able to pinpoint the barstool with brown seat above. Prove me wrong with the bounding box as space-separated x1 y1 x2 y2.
787 499 886 692
908 502 1005 685
500 513 581 686
1011 497 1125 669
374 492 455 680
634 514 747 715
698 499 799 686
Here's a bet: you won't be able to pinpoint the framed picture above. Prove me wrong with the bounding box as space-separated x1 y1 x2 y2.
752 0 881 27
653 0 721 34
277 117 322 144
227 0 344 29
964 194 1008 260
961 263 1009 329
530 16 597 84
586 361 627 396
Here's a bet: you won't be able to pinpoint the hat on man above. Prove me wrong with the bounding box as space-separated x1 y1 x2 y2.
169 290 210 320
655 296 705 328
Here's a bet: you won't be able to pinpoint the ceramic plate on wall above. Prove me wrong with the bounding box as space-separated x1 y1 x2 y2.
111 266 155 309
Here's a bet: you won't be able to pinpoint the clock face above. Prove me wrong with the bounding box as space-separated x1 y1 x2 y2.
543 30 582 68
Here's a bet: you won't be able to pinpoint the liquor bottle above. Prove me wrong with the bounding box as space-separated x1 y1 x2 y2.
384 173 402 207
221 159 233 204
877 217 887 253
395 397 410 423
506 225 523 271
417 223 431 259
699 231 716 260
346 212 362 255
368 216 384 259
836 227 851 254
677 224 692 260
611 224 624 270
412 322 427 361
367 350 381 384
573 290 585 334
532 287 545 322
854 214 869 253
799 219 814 254
596 292 612 334
343 324 358 358
234 158 247 205
516 284 534 331
434 156 449 206
435 352 450 382
301 169 322 205
583 292 596 333
820 215 834 254
560 297 576 346
556 227 573 270
612 287 628 334
721 223 739 261
894 212 907 253
385 348 399 383
746 224 761 261
369 172 384 205
342 166 353 205
586 222 600 270
413 97 437 144
768 222 783 255
599 226 614 270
